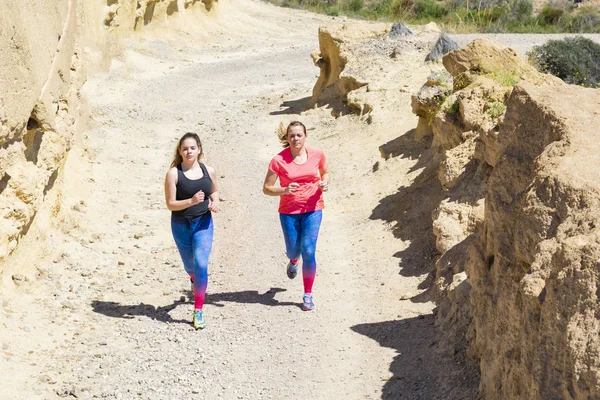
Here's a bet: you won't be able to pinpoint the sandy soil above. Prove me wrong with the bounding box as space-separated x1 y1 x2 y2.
0 1 481 399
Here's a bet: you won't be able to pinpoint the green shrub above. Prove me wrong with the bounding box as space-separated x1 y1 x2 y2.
267 0 600 33
528 36 600 88
491 69 520 86
348 0 364 11
281 0 300 8
539 5 564 25
510 0 532 21
414 0 448 19
561 6 600 33
305 0 323 8
443 99 460 114
326 5 340 14
365 0 393 17
486 100 506 118
390 0 414 17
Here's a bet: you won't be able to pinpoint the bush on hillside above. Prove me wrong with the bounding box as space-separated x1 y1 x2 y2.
528 36 600 88
562 6 600 33
348 0 364 12
539 5 564 24
390 0 414 17
326 5 340 14
414 0 449 18
272 0 600 33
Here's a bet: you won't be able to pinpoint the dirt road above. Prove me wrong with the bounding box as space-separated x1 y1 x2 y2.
1 1 478 399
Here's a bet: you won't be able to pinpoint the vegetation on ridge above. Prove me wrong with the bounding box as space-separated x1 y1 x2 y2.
528 36 600 87
270 0 600 33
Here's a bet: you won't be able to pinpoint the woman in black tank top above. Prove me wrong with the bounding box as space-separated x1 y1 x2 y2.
164 132 220 329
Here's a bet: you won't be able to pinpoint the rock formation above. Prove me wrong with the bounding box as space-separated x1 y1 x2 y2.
414 38 600 399
388 22 413 38
0 0 86 266
0 0 221 270
313 27 600 397
309 21 440 120
309 22 388 116
425 32 459 62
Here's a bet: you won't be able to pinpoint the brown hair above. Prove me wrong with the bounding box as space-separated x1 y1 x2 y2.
170 132 203 168
278 120 307 148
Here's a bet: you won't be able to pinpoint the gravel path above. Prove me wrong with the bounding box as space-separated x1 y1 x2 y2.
2 3 448 399
9 3 594 399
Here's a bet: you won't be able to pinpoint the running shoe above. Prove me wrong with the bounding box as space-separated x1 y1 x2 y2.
193 310 206 330
287 260 299 279
302 294 315 311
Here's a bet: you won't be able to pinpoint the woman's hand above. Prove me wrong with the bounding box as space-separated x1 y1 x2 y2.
318 180 329 192
208 200 219 212
284 182 300 194
190 190 205 205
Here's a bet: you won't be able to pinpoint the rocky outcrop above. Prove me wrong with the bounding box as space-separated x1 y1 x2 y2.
310 22 441 120
425 32 459 62
470 80 600 399
0 0 221 269
310 23 387 116
413 38 600 398
101 0 219 32
0 0 85 265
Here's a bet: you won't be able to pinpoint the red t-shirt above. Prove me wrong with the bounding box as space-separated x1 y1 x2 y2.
268 147 326 214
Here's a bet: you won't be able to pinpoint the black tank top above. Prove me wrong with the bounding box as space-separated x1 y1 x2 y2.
172 162 212 219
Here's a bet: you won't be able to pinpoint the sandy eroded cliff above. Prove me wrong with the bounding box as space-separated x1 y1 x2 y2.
311 25 600 398
0 0 222 269
416 39 600 398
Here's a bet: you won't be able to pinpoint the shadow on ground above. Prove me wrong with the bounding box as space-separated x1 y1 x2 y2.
91 288 302 323
370 129 445 280
352 315 479 400
270 96 311 115
205 287 301 309
91 299 189 324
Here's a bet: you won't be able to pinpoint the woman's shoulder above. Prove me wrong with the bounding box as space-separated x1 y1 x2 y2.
197 162 215 175
277 147 291 157
203 164 216 174
272 148 291 161
166 165 179 181
308 147 324 157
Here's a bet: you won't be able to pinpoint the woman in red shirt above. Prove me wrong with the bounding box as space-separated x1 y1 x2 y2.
263 121 330 310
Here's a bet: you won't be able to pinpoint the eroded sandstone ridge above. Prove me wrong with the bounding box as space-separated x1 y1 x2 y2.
311 22 600 397
414 39 600 399
309 21 441 119
0 0 220 269
309 22 387 115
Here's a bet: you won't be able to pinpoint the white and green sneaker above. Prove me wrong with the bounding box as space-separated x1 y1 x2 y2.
193 310 206 330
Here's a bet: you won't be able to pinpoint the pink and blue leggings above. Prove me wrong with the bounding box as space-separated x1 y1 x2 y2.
171 213 213 310
279 210 322 294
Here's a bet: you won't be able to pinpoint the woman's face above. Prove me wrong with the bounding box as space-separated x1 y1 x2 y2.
179 138 200 162
286 125 306 150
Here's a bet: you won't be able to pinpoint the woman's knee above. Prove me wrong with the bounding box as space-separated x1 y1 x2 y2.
301 246 316 262
194 260 208 276
192 249 210 274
